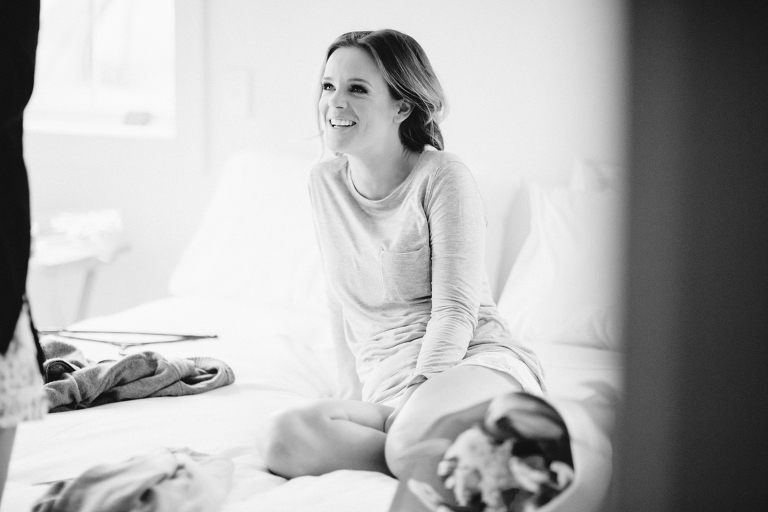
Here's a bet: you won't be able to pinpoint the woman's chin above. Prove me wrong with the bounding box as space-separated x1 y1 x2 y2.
326 143 353 158
324 138 345 153
324 131 359 154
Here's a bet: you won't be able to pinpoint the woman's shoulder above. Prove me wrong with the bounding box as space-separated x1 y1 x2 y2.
416 150 483 207
418 149 467 172
417 150 476 188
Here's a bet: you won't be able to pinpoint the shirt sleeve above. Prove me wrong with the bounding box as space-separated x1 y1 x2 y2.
413 162 487 381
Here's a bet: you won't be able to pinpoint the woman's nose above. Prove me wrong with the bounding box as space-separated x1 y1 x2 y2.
328 90 347 109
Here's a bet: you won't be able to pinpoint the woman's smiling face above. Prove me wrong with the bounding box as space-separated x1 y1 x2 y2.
319 47 404 157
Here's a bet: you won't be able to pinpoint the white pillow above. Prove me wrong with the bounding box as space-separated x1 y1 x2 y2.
168 150 326 311
497 179 623 350
570 159 627 193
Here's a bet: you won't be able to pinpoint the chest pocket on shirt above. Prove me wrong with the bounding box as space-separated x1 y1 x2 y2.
379 245 432 302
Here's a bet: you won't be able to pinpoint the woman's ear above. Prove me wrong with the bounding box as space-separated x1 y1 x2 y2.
394 101 413 123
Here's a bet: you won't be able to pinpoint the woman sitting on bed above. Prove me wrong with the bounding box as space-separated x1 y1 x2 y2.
261 29 544 479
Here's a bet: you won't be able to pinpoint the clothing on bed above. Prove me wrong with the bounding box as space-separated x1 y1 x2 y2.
308 150 544 404
40 339 235 412
32 448 234 512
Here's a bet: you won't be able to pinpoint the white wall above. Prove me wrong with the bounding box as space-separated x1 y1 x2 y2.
205 0 628 295
206 0 628 170
25 1 211 322
24 0 627 321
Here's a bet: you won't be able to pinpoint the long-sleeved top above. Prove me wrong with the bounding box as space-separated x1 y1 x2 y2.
308 150 542 404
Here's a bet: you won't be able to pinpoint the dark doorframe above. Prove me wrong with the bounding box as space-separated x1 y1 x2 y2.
615 2 768 510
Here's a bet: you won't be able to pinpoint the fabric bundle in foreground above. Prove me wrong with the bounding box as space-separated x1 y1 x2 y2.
390 392 573 512
32 448 234 512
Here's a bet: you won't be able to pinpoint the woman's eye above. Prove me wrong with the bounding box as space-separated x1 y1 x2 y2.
350 85 367 94
321 82 334 91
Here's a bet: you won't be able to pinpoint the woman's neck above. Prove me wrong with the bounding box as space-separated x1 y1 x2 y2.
347 147 421 201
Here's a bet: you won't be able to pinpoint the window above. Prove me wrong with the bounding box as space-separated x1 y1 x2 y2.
25 0 176 137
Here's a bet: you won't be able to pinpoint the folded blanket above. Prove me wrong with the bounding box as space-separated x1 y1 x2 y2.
32 448 234 512
41 338 235 412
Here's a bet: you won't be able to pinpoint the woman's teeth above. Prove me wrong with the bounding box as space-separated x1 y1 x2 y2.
330 119 356 127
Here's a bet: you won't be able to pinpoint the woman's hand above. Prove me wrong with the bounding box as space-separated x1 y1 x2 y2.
384 382 422 433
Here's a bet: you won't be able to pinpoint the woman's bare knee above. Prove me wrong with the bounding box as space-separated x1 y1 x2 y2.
261 406 326 478
261 399 393 477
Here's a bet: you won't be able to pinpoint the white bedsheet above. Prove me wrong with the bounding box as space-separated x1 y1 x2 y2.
3 297 621 512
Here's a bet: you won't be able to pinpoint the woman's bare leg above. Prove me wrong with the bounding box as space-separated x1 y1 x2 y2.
0 426 17 505
260 398 394 478
261 366 525 479
385 365 524 478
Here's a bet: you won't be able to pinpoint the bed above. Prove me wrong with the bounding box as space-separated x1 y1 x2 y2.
2 150 624 512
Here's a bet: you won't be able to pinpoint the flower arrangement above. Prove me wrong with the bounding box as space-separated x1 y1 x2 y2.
403 392 573 512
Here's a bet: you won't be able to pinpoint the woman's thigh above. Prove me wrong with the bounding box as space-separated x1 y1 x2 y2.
385 365 522 477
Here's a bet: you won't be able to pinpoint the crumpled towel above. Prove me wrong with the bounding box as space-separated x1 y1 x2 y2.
41 339 235 412
32 448 234 512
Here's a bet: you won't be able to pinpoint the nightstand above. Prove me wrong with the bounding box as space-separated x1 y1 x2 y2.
26 210 129 329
